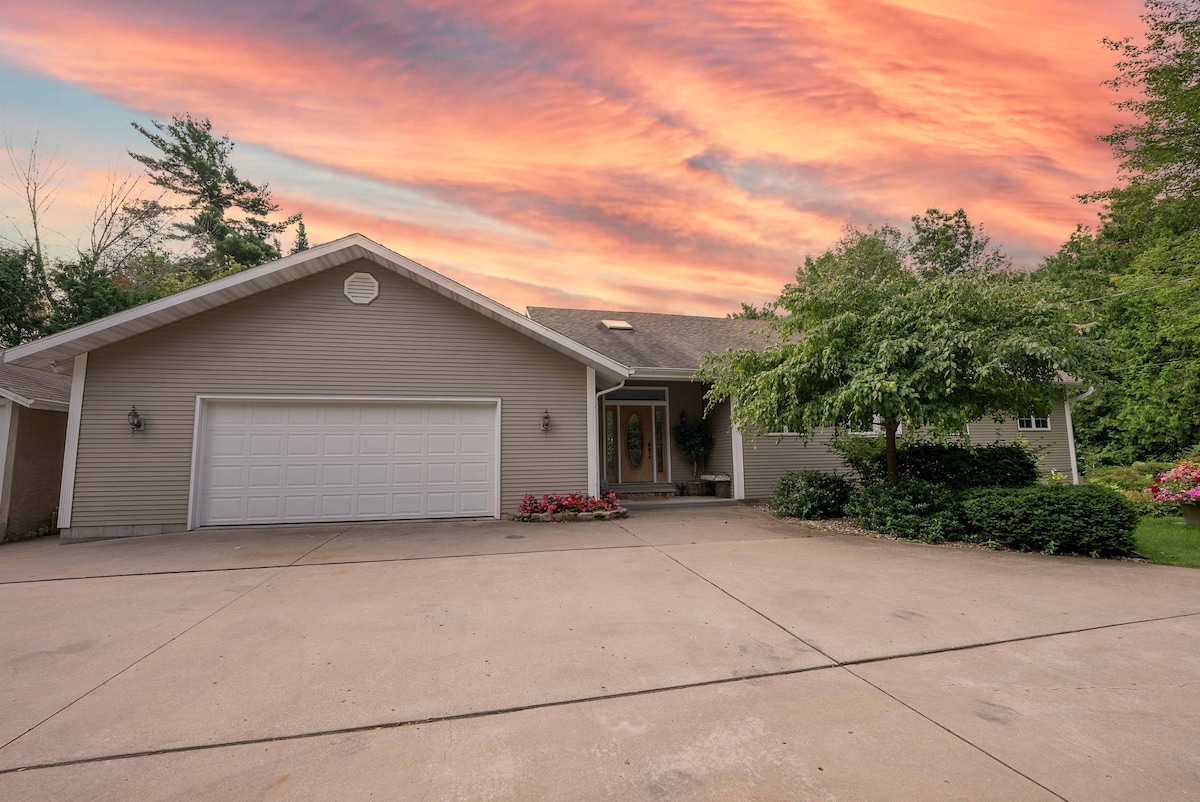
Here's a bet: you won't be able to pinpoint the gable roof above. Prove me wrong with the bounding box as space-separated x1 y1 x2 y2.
527 307 769 377
3 235 630 377
0 359 71 410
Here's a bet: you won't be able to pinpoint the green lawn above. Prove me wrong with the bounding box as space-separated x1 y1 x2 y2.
1135 517 1200 568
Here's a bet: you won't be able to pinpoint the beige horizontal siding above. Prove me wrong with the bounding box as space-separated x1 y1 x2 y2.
743 401 1076 500
706 397 734 478
71 261 588 529
966 402 1074 478
743 429 850 500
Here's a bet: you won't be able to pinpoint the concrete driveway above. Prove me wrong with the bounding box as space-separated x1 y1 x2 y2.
1 507 1198 800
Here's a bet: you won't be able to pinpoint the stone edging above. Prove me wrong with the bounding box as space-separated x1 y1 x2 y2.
512 508 629 522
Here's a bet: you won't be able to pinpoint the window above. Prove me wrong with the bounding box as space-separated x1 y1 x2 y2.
1018 415 1050 431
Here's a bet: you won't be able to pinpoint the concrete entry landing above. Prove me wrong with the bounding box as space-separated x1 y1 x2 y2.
2 506 1198 799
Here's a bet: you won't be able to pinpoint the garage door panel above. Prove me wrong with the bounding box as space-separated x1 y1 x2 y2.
252 405 284 425
247 465 282 488
360 434 390 455
286 434 320 456
322 464 354 486
427 463 457 484
198 401 496 526
358 463 389 485
322 434 355 456
284 496 317 518
427 434 457 455
285 464 318 487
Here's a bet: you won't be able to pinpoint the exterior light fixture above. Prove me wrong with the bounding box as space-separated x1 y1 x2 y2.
541 409 551 433
127 405 145 435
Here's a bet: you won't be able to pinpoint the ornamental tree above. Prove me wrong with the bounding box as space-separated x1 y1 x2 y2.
698 222 1106 481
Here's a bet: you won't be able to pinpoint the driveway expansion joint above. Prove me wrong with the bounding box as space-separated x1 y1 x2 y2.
0 543 650 585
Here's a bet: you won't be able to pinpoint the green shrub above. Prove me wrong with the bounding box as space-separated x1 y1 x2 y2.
1085 465 1153 492
1121 490 1180 518
833 437 1039 490
845 477 966 543
962 484 1138 558
769 471 854 519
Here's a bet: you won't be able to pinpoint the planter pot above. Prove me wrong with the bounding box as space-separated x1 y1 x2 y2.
686 480 705 496
1182 504 1200 527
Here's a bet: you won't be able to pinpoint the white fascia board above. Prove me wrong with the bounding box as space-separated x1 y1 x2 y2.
0 388 68 412
5 234 632 378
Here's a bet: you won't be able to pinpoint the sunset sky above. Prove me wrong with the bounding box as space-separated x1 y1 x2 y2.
0 0 1145 316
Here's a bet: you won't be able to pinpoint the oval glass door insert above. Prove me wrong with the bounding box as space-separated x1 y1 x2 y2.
626 414 644 468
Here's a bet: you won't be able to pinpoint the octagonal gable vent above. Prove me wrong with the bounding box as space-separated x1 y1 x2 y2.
344 272 379 304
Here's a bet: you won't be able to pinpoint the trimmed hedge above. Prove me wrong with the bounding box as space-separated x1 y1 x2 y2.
770 471 854 519
962 484 1138 557
844 477 966 543
836 438 1040 490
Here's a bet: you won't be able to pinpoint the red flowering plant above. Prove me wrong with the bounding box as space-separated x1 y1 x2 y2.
518 491 623 516
1148 462 1200 504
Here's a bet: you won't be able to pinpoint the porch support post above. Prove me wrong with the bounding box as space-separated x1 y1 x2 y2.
731 396 746 500
58 352 88 529
586 367 599 497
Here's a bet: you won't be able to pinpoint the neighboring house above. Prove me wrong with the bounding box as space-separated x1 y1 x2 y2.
0 361 71 542
2 235 1088 543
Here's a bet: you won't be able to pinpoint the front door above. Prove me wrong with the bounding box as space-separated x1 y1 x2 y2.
619 405 654 483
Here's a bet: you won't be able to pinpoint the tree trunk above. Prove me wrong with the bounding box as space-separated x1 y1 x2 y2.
884 420 900 482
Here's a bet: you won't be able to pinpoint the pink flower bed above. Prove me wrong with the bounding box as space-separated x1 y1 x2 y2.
1148 462 1200 504
518 491 622 515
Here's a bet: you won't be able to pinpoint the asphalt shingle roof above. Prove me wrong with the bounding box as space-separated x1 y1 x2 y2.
0 359 71 406
527 307 769 370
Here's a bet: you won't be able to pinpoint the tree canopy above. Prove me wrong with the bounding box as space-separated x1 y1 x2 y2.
129 114 302 275
700 219 1105 479
1037 0 1200 464
0 115 307 346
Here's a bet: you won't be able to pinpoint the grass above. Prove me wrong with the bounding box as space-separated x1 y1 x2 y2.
1135 517 1200 568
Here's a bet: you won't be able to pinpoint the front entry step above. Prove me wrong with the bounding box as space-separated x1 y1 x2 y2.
611 482 679 500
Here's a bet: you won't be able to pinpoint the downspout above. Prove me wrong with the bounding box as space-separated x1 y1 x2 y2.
1064 386 1095 485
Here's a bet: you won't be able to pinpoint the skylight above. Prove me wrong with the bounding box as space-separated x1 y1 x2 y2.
602 319 634 330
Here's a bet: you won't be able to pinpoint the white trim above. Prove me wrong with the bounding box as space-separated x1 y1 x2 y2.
0 400 13 522
187 394 504 530
1064 387 1094 486
57 352 87 529
0 388 68 411
586 367 599 497
731 417 746 501
4 234 632 378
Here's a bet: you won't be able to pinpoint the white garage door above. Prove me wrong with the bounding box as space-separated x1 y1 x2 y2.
196 400 497 526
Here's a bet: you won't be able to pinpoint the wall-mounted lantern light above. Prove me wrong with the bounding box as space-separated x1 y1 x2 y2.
541 409 551 433
127 405 145 436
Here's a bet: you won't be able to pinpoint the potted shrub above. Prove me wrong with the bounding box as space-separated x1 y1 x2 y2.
1149 462 1200 525
671 412 714 495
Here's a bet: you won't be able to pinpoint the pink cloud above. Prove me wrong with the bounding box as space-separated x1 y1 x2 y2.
0 0 1143 314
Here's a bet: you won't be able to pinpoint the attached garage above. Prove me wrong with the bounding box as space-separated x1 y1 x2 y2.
194 398 499 527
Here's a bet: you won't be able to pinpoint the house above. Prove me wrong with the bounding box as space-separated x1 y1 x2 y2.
0 361 71 541
2 235 1086 542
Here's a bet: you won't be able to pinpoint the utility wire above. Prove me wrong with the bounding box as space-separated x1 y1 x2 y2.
1067 274 1200 304
1110 357 1199 371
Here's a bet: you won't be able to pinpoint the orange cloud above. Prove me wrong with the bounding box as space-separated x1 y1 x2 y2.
0 0 1142 315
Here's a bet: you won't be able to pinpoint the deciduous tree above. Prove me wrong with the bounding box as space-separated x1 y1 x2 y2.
700 224 1104 480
